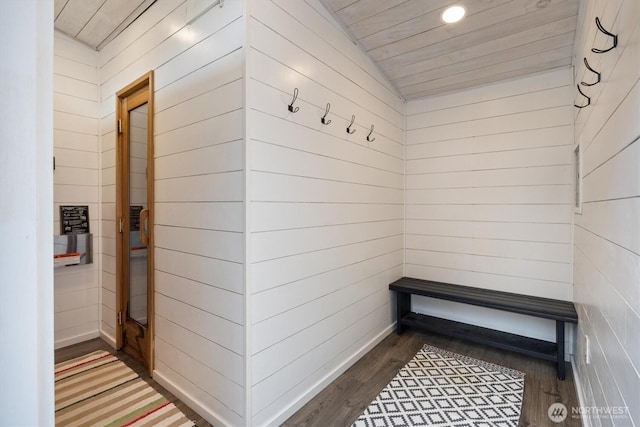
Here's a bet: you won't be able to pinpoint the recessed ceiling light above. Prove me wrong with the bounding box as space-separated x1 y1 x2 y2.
442 5 466 24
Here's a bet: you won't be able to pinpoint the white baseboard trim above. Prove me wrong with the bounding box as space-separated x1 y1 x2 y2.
55 330 100 350
264 323 396 427
99 330 116 348
153 370 234 427
571 355 591 427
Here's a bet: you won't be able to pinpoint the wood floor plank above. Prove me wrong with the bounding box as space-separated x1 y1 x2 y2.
58 330 581 427
283 329 581 427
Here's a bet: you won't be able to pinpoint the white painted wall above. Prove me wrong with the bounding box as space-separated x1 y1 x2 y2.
245 1 404 424
0 1 54 425
97 0 246 425
572 0 640 425
405 69 575 343
53 31 101 349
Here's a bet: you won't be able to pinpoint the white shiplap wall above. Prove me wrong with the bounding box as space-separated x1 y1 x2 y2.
53 31 100 349
97 0 246 425
246 1 404 425
405 69 574 342
572 0 640 425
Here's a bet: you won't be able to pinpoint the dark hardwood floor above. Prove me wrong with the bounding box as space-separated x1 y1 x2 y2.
283 329 581 427
57 330 581 427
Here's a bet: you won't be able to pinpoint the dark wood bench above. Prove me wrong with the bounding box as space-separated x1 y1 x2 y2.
389 277 578 380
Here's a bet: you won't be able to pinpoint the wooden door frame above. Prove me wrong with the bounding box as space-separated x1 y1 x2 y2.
115 71 155 375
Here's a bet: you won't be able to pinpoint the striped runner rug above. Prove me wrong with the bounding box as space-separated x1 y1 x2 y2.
55 350 194 427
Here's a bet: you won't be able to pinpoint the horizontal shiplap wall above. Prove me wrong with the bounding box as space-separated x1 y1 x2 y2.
53 31 100 349
98 0 245 425
572 0 640 425
405 68 574 341
246 0 404 425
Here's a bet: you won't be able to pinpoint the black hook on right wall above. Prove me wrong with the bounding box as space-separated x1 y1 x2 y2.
581 57 601 86
574 84 591 109
592 17 618 54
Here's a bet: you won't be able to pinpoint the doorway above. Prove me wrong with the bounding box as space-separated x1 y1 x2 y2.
115 71 154 375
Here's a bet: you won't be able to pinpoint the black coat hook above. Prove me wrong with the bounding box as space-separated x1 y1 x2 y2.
581 57 601 87
346 115 356 134
366 124 376 142
288 88 299 113
321 103 331 125
574 84 591 109
592 17 618 54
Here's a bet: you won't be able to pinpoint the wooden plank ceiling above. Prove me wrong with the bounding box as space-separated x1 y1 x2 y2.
321 0 581 99
54 0 156 50
53 0 580 99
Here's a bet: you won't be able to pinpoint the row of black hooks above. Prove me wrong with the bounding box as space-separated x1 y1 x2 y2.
575 17 618 108
288 88 377 142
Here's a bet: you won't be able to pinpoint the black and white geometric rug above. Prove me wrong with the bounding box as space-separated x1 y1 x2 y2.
352 344 524 427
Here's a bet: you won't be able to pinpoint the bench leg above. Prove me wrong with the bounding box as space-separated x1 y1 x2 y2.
396 292 411 335
556 321 566 380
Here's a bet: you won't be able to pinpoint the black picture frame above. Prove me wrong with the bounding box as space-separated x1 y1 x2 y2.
60 205 90 235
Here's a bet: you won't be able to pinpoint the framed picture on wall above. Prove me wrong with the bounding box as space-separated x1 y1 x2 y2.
60 205 90 235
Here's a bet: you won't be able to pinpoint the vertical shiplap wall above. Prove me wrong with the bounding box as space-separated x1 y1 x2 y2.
572 0 639 424
53 31 100 349
98 0 246 425
405 69 574 341
246 0 404 424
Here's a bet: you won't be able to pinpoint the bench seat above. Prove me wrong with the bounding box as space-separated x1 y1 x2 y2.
389 277 578 380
